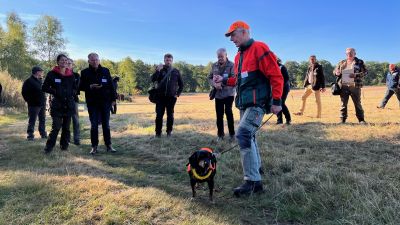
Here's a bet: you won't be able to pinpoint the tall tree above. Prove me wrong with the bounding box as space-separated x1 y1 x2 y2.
101 59 118 75
118 57 136 95
32 15 66 69
134 59 153 94
0 12 34 79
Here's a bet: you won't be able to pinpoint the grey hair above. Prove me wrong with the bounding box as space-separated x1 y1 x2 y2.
346 48 356 54
216 48 227 55
88 52 99 59
236 28 250 35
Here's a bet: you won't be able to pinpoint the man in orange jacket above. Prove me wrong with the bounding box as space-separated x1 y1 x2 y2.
215 21 283 196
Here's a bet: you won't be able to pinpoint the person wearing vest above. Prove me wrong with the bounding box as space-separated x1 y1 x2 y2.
334 48 367 124
377 64 400 109
67 58 81 145
276 59 291 124
80 53 117 154
294 55 325 118
209 48 236 141
151 53 184 138
220 21 283 197
42 54 77 153
22 66 47 140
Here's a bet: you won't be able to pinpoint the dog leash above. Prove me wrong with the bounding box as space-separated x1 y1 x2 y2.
215 113 274 156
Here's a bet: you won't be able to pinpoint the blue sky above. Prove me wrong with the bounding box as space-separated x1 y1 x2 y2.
0 0 399 65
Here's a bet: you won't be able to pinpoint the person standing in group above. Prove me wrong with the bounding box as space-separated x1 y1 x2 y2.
42 54 77 153
334 48 367 124
79 53 117 154
218 21 283 197
67 58 81 145
209 48 236 141
276 58 291 124
111 76 120 114
22 66 47 140
377 64 400 109
151 53 184 138
294 55 325 118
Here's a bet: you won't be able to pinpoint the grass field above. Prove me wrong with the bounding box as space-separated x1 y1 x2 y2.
1 86 400 225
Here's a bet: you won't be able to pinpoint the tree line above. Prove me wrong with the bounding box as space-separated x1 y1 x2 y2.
1 12 399 96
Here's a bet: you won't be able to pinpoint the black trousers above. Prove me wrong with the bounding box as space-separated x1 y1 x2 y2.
277 88 291 123
155 96 177 135
45 115 71 150
340 85 364 121
215 96 235 137
88 103 112 147
27 106 47 138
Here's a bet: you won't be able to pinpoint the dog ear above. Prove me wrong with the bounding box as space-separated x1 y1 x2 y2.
188 152 198 167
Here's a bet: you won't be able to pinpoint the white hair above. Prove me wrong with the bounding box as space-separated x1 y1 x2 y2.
216 48 227 55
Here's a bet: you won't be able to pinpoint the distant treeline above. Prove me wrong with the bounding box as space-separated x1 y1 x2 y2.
1 12 399 96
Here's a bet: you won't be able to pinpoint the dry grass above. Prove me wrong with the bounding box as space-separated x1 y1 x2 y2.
0 71 26 110
1 86 400 225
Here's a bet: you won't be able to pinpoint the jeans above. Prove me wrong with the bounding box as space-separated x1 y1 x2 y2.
340 85 364 121
379 88 400 108
215 96 235 137
277 87 291 123
88 103 112 147
71 102 80 143
236 106 265 181
27 106 47 138
299 85 322 117
155 96 177 135
45 115 71 150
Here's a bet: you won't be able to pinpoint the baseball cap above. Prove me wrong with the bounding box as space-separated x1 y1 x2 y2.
32 66 43 74
225 21 250 37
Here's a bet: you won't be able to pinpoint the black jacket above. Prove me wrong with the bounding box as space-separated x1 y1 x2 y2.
278 62 290 92
22 75 46 107
79 65 116 106
304 63 325 90
42 69 77 117
151 66 183 97
73 72 81 102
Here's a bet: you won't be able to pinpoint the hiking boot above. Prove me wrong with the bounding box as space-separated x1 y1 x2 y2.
106 145 116 153
229 135 236 142
41 134 48 139
27 135 34 141
359 120 367 125
73 140 81 146
341 118 346 124
60 145 68 151
90 146 98 155
233 180 264 197
217 136 224 142
294 112 303 116
43 147 52 154
286 120 291 125
155 134 161 138
166 131 172 137
377 106 384 109
276 120 283 124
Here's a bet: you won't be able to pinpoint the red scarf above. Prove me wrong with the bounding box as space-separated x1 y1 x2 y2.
52 66 73 76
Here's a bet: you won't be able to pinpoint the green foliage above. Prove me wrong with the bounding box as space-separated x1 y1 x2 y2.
31 15 66 69
0 71 26 109
118 57 136 95
73 59 88 73
133 59 153 94
0 12 36 80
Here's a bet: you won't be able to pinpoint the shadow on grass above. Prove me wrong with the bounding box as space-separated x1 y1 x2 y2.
1 116 400 224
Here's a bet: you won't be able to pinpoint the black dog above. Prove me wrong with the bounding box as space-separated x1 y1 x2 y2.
187 147 217 201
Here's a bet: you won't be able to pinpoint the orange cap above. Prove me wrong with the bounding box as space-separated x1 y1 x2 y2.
225 21 250 37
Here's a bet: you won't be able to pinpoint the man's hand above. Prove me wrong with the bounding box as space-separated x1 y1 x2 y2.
349 73 356 78
90 84 102 89
335 70 341 76
320 88 326 93
271 105 282 115
213 75 223 83
156 64 163 72
112 101 116 106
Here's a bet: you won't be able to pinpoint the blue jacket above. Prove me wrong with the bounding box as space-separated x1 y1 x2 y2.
386 69 399 90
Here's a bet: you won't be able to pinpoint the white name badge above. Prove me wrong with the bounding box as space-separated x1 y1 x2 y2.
241 71 248 79
223 73 229 78
55 79 61 83
102 79 107 83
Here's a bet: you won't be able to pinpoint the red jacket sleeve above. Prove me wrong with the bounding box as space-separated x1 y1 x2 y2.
256 43 283 102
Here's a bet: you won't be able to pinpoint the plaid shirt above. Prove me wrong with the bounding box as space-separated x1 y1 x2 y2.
334 57 368 88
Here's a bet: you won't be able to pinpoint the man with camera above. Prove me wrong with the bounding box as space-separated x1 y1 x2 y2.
208 48 235 141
